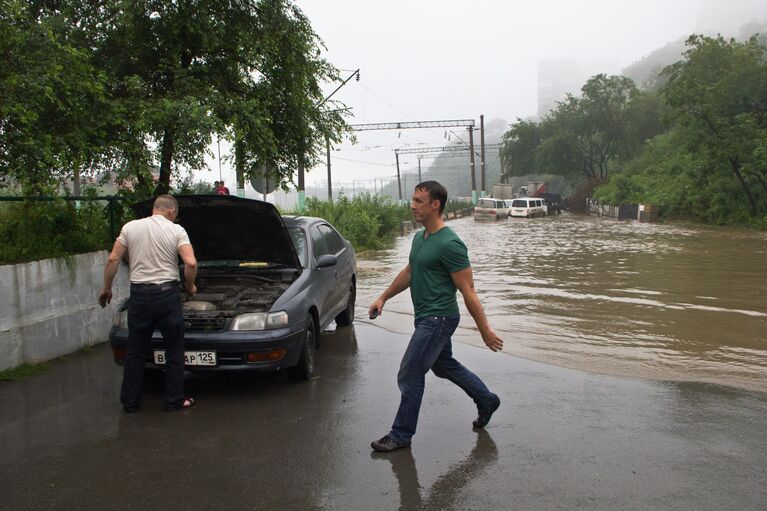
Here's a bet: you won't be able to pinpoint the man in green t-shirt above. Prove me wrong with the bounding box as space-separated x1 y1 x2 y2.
369 181 504 452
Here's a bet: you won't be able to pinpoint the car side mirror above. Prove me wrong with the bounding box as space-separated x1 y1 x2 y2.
316 254 338 268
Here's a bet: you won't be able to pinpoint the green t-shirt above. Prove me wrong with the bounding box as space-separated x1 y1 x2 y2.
409 227 470 319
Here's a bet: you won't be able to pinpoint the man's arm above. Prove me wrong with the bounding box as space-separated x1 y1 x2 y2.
368 264 411 317
451 267 504 352
99 241 127 308
178 244 198 295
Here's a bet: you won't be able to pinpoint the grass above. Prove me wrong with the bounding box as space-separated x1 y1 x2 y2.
0 362 50 382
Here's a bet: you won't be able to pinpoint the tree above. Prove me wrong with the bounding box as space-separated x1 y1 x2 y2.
87 0 346 195
501 74 663 186
499 119 541 179
0 1 115 194
662 34 767 217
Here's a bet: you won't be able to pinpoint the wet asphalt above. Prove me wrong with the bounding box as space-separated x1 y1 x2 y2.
1 322 766 511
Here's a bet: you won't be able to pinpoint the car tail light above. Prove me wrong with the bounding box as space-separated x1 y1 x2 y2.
488 210 496 215
247 349 287 363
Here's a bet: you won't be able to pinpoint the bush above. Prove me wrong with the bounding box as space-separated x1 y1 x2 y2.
0 194 120 264
305 193 412 251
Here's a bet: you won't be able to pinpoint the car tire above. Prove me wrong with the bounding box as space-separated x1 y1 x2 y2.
335 283 355 326
288 315 316 381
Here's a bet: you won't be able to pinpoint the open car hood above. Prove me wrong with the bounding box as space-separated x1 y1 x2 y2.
131 195 301 269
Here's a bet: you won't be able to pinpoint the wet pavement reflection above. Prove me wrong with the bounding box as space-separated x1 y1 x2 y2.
1 324 766 510
355 214 767 393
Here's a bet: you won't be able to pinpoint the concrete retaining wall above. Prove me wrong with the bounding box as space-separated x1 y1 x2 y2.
0 252 129 372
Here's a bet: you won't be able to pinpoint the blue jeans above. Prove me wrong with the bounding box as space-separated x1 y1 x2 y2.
121 283 185 409
389 316 497 443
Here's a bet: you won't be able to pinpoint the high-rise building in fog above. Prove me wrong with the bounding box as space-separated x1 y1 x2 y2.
537 59 582 118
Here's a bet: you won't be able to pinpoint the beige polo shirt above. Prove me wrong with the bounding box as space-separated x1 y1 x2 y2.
117 214 191 284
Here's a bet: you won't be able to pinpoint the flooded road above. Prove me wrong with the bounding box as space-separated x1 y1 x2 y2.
356 214 767 393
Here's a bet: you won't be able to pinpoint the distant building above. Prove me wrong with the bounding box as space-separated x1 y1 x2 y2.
537 59 582 118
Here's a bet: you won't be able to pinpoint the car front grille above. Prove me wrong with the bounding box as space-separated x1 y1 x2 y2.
184 316 227 332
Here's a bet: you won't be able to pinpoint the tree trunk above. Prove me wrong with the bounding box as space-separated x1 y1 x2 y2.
156 128 174 195
730 157 758 216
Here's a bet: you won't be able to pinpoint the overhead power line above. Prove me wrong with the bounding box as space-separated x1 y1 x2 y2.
350 119 475 131
394 143 501 155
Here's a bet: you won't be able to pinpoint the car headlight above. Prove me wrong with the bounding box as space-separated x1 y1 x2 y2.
231 311 289 331
113 310 128 329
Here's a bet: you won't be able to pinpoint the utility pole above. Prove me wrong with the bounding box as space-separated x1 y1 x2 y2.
395 150 402 201
296 68 359 209
468 126 477 204
326 136 332 202
217 137 223 182
480 114 486 198
417 155 422 183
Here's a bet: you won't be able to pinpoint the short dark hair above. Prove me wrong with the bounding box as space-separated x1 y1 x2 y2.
415 181 448 214
153 194 178 212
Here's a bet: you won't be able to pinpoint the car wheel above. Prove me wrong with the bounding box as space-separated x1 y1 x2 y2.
335 283 355 326
288 315 316 381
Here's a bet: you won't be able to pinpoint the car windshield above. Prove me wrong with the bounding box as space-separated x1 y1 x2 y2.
288 227 308 268
511 200 528 207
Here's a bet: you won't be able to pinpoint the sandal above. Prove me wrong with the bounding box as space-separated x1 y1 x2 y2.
165 397 197 412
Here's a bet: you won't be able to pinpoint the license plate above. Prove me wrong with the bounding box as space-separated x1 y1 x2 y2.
154 350 217 366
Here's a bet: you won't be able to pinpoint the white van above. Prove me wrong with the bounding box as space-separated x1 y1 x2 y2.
473 198 510 221
509 197 547 218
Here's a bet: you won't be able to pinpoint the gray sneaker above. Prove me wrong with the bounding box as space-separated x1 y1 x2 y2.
371 435 411 452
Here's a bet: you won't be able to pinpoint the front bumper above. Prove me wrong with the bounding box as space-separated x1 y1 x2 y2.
109 323 305 372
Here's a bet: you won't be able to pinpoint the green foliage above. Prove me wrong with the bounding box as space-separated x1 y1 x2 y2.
661 34 767 218
305 194 411 251
0 1 115 194
0 0 349 196
175 175 216 195
596 34 767 227
0 194 120 264
502 74 665 184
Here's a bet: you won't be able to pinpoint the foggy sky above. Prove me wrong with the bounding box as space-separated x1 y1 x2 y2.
205 0 767 194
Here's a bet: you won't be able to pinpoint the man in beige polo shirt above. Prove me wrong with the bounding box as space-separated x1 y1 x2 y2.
99 195 198 412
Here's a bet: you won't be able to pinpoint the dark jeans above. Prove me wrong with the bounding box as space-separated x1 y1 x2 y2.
389 316 497 443
121 284 185 409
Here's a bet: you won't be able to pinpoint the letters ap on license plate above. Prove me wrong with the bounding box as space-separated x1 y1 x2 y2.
154 350 217 366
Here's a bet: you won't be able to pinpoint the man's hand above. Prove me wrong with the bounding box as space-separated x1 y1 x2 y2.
368 298 385 318
481 328 504 352
185 283 197 296
98 289 112 308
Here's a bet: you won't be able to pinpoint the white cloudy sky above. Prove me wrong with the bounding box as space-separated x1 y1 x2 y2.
204 0 767 194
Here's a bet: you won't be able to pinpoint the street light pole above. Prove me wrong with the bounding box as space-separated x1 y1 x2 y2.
297 68 359 209
395 150 402 201
417 155 422 183
480 114 486 198
468 126 477 205
326 136 332 202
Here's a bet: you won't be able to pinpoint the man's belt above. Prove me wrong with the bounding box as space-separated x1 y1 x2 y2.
130 281 179 292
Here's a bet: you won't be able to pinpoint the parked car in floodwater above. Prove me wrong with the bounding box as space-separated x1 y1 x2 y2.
109 195 356 381
474 198 511 221
509 197 547 218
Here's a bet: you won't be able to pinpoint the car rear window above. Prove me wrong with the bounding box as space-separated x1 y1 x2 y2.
477 199 495 208
511 200 528 207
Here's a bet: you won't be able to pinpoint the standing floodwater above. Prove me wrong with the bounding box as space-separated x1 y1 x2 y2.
356 214 767 393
